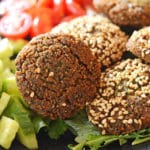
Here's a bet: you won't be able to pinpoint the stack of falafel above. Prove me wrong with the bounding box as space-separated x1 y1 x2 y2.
15 0 150 137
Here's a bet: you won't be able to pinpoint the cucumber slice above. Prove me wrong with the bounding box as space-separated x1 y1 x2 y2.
3 76 20 96
0 92 10 116
4 99 38 149
10 39 27 54
17 128 38 149
0 116 19 149
0 79 2 93
0 39 13 59
2 68 14 79
0 60 3 73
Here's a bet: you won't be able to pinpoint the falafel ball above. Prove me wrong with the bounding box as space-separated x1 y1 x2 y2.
87 59 150 135
93 0 150 28
51 15 128 67
87 96 150 135
126 26 150 63
99 59 150 99
15 34 101 120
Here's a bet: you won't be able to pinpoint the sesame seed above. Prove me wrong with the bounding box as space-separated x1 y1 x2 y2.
118 116 124 120
128 119 133 124
35 67 41 73
62 103 66 106
49 72 54 77
30 92 34 97
110 119 116 123
123 120 128 124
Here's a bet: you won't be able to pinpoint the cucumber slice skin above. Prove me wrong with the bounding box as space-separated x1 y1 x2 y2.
0 116 19 149
0 60 3 73
0 39 13 59
3 76 20 96
0 92 10 115
4 99 38 149
17 128 38 150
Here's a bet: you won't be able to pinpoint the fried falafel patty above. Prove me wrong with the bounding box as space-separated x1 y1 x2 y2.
15 34 101 120
126 27 150 63
88 96 150 135
99 59 150 98
87 59 150 135
94 0 150 28
51 15 128 67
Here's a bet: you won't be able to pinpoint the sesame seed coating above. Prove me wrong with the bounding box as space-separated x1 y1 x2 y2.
51 15 128 67
87 96 150 135
94 0 150 27
87 59 150 135
15 34 101 120
99 59 150 99
126 26 150 63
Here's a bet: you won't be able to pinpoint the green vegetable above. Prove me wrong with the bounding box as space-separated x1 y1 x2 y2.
10 39 27 54
32 116 47 133
0 92 10 115
0 78 2 93
3 76 20 96
0 60 3 73
47 119 68 139
17 128 38 150
1 68 14 79
65 111 99 143
4 99 38 149
65 110 150 150
0 39 13 59
0 116 19 149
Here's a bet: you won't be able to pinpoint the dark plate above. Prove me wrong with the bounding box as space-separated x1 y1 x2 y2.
0 130 149 150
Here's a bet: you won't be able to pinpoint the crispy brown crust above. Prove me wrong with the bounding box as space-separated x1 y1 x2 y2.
15 34 101 120
99 59 150 99
94 0 150 27
87 59 150 135
51 15 128 67
87 96 150 135
126 27 150 63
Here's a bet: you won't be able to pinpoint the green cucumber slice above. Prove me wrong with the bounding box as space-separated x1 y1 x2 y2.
3 76 20 96
4 99 38 149
0 116 19 149
0 92 10 116
0 39 13 59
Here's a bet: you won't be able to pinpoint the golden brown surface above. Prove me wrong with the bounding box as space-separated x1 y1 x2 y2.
94 0 150 27
51 15 128 67
15 34 101 120
126 27 150 63
87 96 150 135
87 59 150 135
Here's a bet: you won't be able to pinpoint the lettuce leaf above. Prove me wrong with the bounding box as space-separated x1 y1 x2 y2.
65 110 150 150
47 119 68 139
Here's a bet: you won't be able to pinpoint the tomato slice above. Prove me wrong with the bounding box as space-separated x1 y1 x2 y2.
72 0 93 8
30 7 53 37
66 0 86 16
37 0 54 7
62 15 78 22
0 12 32 39
0 0 35 16
52 0 66 25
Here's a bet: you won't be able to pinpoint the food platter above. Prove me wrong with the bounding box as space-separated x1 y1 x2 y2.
0 0 150 150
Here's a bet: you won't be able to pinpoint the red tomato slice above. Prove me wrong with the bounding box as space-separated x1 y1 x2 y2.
0 12 32 39
52 0 66 25
66 0 86 16
0 0 35 15
37 0 54 8
62 15 78 22
30 7 53 37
